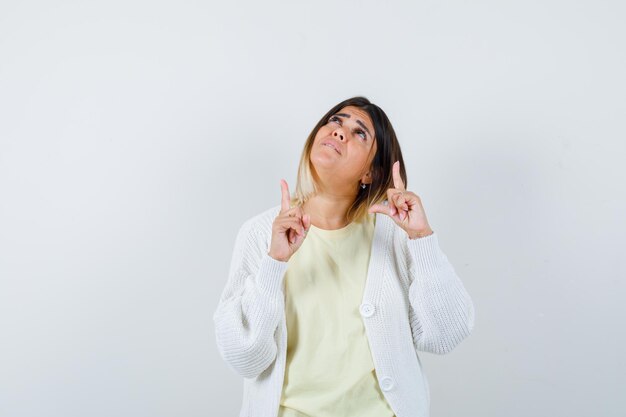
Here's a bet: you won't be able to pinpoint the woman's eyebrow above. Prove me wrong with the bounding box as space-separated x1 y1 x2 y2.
333 113 372 138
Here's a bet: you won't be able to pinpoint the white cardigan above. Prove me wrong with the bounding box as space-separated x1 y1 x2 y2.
213 202 475 417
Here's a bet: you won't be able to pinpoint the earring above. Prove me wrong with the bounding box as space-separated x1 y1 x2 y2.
360 183 367 189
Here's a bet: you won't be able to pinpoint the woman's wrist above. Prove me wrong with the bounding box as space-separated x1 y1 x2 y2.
408 228 434 239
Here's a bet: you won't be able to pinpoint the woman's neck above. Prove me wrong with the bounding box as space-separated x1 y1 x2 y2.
301 194 355 230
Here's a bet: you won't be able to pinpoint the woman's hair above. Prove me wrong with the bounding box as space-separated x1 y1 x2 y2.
290 96 408 224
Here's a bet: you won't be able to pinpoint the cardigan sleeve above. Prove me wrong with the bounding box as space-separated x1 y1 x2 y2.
212 219 289 378
405 231 475 355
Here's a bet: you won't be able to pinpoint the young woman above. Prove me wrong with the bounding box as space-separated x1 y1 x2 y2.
213 96 475 417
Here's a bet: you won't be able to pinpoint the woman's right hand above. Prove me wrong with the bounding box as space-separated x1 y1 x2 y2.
267 179 311 262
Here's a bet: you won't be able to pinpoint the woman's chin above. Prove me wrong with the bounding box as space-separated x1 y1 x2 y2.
311 150 341 167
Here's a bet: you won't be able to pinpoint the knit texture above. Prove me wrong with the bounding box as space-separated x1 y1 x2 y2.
213 203 475 417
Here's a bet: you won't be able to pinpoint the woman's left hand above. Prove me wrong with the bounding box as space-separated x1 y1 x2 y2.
368 161 434 239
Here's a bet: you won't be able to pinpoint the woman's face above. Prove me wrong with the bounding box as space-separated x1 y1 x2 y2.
310 105 377 192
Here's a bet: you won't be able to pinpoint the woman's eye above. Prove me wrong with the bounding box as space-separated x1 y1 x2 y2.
329 116 366 140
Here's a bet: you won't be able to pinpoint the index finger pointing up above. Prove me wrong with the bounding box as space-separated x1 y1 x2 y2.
393 161 405 190
280 179 291 212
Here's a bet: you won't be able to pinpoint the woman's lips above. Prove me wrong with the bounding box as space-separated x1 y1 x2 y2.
322 141 341 154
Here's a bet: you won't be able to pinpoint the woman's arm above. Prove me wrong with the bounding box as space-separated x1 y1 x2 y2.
213 220 289 378
405 232 475 355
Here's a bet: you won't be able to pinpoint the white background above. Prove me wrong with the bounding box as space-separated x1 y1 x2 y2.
1 0 624 416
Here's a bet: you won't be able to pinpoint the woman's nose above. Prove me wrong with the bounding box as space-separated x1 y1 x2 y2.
333 130 344 141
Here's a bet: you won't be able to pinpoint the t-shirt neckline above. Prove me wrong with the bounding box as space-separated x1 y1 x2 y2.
307 213 374 239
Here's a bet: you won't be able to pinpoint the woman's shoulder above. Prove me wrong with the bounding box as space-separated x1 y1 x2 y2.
239 204 281 238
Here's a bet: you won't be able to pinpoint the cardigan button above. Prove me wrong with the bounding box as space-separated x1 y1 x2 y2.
359 303 375 317
380 376 395 391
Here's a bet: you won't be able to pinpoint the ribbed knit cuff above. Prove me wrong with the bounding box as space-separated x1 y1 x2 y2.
255 252 290 297
406 231 449 276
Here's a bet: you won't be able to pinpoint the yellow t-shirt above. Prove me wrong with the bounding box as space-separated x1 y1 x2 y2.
278 212 396 417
